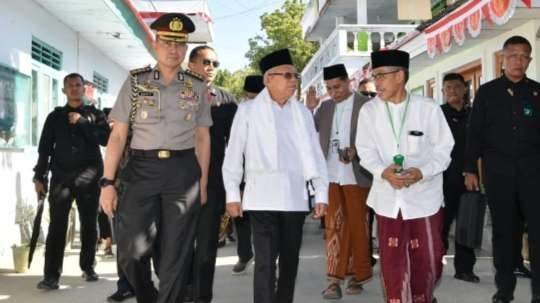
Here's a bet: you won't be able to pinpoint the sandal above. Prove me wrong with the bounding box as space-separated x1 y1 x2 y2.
345 278 364 295
322 282 342 300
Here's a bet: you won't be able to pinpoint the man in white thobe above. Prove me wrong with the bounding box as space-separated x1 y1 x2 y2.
355 50 454 303
222 48 328 303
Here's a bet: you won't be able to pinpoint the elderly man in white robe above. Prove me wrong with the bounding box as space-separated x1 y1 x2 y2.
355 50 454 303
222 48 328 303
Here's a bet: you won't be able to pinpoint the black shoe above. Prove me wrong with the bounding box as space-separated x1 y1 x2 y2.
82 269 99 282
492 293 511 303
37 278 59 290
371 257 377 266
217 238 226 248
454 272 480 283
232 258 252 275
107 290 135 302
514 265 532 278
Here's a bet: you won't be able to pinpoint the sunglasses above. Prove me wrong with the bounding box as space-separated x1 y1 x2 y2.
267 72 301 80
202 59 220 68
360 91 377 98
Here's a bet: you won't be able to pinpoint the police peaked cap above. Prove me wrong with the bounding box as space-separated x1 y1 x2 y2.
243 75 265 94
259 49 294 74
323 64 348 80
371 50 410 69
150 13 195 43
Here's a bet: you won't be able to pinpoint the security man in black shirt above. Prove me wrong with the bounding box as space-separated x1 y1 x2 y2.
440 73 479 283
185 45 237 303
465 35 540 303
33 73 110 290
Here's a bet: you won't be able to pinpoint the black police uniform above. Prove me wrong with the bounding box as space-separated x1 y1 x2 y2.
34 104 109 282
188 85 237 302
441 103 476 275
465 75 540 301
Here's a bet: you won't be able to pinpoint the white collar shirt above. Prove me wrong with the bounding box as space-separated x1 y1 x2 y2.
327 94 357 185
355 94 454 220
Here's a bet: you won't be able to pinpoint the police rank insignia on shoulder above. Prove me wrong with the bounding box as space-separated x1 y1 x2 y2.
130 65 152 76
184 69 204 81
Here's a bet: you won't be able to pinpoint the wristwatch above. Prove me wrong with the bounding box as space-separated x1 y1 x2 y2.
98 177 115 188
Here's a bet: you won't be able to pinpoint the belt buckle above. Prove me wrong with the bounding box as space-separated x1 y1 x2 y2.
157 150 170 159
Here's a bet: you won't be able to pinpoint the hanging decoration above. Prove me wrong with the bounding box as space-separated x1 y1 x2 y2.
425 0 528 58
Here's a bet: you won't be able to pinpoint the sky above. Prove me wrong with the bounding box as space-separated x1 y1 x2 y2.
207 0 285 72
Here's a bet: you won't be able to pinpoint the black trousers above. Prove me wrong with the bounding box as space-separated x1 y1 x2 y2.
484 171 540 300
44 166 100 281
368 208 375 263
250 211 306 303
186 186 224 302
442 174 477 274
235 213 253 262
116 256 157 293
117 152 201 303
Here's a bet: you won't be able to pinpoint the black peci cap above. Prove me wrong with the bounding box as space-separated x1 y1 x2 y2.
243 75 265 94
259 49 294 74
371 50 410 69
323 64 348 80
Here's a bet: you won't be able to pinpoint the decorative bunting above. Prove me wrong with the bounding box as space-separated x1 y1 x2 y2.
425 0 527 59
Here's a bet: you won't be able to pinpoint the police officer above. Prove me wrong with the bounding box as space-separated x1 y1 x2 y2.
34 73 110 290
465 35 540 303
100 13 212 303
440 73 478 283
184 45 237 303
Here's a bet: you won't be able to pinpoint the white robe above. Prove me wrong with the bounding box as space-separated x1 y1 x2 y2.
355 94 454 220
222 88 328 211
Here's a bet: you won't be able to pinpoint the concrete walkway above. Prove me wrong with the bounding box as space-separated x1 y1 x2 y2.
0 218 532 303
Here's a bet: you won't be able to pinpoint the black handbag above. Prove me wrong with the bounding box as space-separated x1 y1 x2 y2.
455 192 487 249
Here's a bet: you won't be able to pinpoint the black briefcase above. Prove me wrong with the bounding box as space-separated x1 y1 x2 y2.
455 192 487 249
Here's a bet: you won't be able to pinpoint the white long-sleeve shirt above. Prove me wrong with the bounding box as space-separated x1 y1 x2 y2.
222 89 328 211
355 94 454 220
326 94 357 185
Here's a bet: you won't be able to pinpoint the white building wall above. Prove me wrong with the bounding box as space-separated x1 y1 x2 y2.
0 0 129 259
408 20 540 103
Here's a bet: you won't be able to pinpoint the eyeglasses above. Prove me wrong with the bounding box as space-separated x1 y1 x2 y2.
360 91 377 98
267 72 301 80
202 59 220 68
371 69 401 81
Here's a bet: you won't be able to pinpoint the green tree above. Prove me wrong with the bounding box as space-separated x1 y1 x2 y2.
214 68 257 100
246 0 319 72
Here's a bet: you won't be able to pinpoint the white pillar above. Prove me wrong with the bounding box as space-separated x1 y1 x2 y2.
356 0 367 24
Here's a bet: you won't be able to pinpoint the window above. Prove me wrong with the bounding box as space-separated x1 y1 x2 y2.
93 72 109 93
31 37 63 71
0 64 31 148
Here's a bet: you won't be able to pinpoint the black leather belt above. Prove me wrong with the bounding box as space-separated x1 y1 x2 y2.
131 148 194 159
